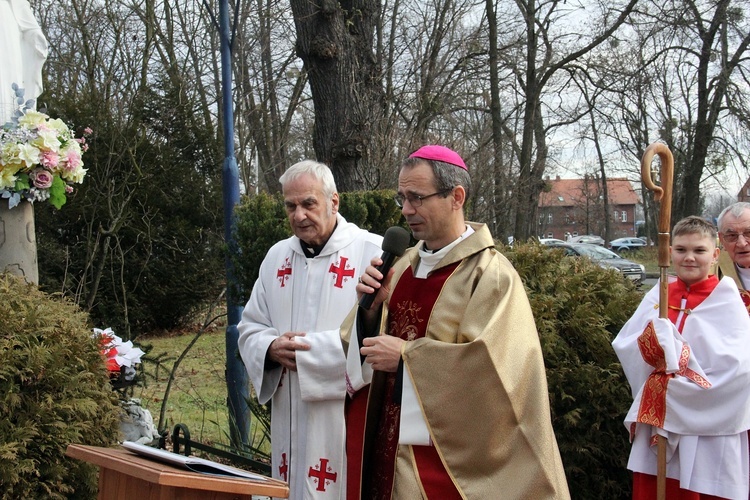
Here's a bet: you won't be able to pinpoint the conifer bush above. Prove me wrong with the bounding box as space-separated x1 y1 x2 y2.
0 273 121 499
338 190 405 236
505 242 642 499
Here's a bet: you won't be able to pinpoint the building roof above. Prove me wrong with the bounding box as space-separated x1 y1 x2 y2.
737 176 750 200
538 177 639 208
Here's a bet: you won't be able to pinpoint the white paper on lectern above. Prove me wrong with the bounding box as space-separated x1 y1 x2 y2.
121 441 269 481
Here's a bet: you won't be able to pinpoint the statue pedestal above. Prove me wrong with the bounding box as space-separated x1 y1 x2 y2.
0 201 39 284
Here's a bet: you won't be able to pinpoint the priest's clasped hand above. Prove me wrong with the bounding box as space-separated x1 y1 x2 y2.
360 335 404 372
268 332 311 371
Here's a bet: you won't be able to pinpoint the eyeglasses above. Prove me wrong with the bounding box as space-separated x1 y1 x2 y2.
394 188 453 208
721 230 750 243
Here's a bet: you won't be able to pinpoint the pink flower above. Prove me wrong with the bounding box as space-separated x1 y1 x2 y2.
41 150 59 168
84 127 93 135
75 137 90 152
30 168 54 189
65 185 74 193
65 150 82 171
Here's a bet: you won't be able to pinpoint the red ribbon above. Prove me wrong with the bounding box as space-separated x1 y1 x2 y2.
632 321 710 438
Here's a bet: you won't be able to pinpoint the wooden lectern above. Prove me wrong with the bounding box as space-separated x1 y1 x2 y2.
66 444 289 499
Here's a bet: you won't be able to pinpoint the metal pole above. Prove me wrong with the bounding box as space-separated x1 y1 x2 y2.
218 0 249 447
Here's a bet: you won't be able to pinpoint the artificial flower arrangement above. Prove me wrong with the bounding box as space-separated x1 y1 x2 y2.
94 328 161 444
94 327 145 389
1 86 89 209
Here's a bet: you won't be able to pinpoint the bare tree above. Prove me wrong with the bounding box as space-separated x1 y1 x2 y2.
287 0 385 191
651 0 750 221
586 0 750 233
234 0 308 193
494 0 638 240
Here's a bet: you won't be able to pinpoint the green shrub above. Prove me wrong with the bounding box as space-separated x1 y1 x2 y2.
338 190 405 236
232 192 291 297
504 243 642 500
0 273 121 499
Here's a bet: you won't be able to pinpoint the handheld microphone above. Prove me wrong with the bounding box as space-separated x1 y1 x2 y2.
359 226 411 309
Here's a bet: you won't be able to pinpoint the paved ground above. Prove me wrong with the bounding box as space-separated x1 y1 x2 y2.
643 275 658 288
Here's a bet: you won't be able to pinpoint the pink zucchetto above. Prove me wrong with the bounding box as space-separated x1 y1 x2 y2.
409 145 467 171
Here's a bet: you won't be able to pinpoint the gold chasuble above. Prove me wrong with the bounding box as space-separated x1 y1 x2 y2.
717 251 750 313
342 223 570 499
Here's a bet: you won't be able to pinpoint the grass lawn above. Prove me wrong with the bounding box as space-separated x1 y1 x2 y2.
619 246 660 274
132 327 234 447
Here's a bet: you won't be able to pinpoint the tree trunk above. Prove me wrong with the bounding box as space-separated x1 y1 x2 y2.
289 0 384 192
674 0 750 220
486 0 503 236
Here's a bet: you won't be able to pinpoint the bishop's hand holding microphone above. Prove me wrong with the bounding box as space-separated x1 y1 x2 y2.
357 225 411 372
358 226 411 310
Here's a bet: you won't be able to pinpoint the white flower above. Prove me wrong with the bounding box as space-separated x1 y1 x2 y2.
17 143 40 166
93 327 145 368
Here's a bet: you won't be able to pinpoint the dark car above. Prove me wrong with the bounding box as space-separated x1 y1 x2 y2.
548 242 646 284
609 237 647 252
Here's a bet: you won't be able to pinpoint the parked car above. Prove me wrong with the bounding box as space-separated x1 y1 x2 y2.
539 238 566 245
547 242 646 284
609 237 648 252
569 234 605 246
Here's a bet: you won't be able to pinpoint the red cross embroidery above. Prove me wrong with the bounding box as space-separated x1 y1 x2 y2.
329 256 355 289
308 457 337 492
277 258 292 287
278 452 288 482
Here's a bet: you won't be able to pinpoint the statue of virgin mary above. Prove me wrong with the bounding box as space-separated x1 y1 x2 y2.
0 0 48 124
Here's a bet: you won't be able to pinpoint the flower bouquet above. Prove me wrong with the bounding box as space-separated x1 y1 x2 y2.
1 89 88 209
94 327 146 390
93 328 160 444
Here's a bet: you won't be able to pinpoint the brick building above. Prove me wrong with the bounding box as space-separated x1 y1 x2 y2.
537 176 639 241
738 177 750 203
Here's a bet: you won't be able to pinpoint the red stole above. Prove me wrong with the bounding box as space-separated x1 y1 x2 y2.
740 289 750 315
345 262 460 499
667 275 719 332
635 277 717 434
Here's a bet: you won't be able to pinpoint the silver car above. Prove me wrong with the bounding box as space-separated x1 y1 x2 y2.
609 237 648 252
569 235 605 246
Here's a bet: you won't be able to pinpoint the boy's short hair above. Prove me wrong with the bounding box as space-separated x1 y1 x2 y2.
672 215 717 242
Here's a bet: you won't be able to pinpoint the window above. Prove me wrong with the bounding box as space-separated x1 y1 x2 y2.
547 232 554 238
613 210 619 221
548 213 553 224
622 211 627 222
564 213 570 224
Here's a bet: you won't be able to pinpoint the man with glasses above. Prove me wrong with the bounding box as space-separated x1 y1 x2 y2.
341 145 570 499
717 202 750 310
